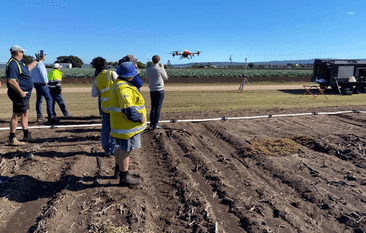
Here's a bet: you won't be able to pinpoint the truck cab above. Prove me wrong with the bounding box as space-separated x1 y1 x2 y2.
312 59 366 94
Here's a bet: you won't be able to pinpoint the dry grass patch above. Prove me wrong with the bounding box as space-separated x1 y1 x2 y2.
242 135 314 156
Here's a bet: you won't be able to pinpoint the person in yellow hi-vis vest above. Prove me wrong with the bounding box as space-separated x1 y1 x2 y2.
47 63 71 117
91 57 118 157
110 62 147 186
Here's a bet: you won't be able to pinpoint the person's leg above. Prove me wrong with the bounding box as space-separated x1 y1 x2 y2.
20 110 34 141
114 136 141 186
10 113 20 134
20 97 35 142
42 85 54 118
154 90 165 126
19 110 28 130
150 91 164 129
55 93 70 116
49 91 57 116
105 114 116 155
116 149 131 172
8 94 25 144
116 149 141 186
114 146 120 178
101 112 111 154
34 84 43 118
8 113 24 145
150 91 158 128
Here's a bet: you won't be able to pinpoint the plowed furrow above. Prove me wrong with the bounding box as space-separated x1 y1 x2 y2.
137 129 218 232
246 143 366 232
166 123 307 232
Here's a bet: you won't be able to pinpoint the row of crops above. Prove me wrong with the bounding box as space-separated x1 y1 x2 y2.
0 68 313 78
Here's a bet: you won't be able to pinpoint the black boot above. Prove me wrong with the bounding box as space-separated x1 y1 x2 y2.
114 164 120 179
119 171 141 186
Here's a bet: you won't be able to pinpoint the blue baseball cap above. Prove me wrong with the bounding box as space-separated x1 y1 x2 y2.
116 62 138 77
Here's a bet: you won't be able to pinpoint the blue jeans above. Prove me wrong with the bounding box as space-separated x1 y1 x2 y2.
101 111 116 155
150 90 165 127
49 91 70 116
34 83 54 118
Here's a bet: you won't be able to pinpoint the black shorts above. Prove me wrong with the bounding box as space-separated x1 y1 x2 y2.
8 93 30 114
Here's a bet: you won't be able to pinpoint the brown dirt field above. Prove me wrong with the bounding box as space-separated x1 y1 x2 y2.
0 76 366 233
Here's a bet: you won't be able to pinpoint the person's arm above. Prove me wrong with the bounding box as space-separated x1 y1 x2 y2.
91 79 100 97
122 107 144 123
8 79 27 97
159 64 168 80
27 53 42 71
118 88 144 123
27 60 39 71
134 62 140 75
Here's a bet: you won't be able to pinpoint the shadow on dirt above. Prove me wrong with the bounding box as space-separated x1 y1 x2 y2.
1 148 109 159
0 174 122 204
27 116 102 126
279 88 341 96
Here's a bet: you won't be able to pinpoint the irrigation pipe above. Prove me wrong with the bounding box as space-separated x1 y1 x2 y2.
0 110 364 131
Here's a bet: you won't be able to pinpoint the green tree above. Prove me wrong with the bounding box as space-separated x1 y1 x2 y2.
22 55 34 65
136 61 146 69
146 61 153 67
55 55 84 68
191 63 200 68
248 62 254 68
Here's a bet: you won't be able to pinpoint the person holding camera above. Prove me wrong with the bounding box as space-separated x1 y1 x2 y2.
146 55 168 130
6 45 39 145
47 63 71 117
31 50 59 124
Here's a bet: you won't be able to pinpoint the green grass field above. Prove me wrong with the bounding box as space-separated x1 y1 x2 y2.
0 83 365 120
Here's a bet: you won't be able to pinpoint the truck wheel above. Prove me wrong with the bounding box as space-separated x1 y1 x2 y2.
356 84 365 94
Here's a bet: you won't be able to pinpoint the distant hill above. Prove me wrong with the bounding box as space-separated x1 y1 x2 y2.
171 58 366 67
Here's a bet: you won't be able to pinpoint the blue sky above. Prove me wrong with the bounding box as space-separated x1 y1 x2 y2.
1 0 365 65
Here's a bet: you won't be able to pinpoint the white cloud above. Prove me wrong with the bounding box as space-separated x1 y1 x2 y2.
347 12 355 15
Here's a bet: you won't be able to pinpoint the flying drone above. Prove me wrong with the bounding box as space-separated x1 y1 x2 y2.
170 50 201 59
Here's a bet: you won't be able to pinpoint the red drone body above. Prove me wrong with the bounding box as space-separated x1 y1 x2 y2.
171 50 201 59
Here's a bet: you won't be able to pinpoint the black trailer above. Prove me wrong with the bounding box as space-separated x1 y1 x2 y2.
312 59 366 94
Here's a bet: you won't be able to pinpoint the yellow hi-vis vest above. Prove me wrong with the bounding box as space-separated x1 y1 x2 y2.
93 70 114 113
110 79 147 140
48 69 63 81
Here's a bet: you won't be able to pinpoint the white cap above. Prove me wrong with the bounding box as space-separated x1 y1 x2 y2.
10 45 26 52
53 63 62 68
